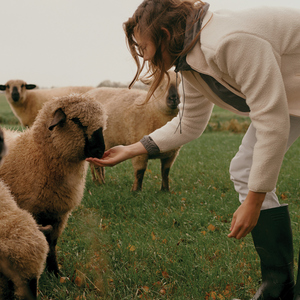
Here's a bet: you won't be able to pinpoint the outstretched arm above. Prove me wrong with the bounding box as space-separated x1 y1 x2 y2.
86 141 148 167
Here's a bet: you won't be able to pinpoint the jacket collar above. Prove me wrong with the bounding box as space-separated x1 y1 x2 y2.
175 2 210 72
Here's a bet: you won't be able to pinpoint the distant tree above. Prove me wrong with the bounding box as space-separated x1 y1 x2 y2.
97 80 127 88
97 79 148 90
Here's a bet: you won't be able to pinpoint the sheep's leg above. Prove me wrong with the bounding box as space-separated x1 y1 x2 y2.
45 236 59 276
131 155 148 191
37 214 65 277
160 155 177 191
132 169 146 191
41 224 59 276
161 163 170 191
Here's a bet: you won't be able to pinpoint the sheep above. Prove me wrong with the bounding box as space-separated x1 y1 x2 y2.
0 127 49 300
86 70 181 191
0 93 106 277
0 79 95 127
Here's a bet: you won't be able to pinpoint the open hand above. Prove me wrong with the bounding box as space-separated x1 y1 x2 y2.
86 142 148 167
86 145 128 167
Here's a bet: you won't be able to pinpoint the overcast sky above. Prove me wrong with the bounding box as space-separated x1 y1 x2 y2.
1 0 300 88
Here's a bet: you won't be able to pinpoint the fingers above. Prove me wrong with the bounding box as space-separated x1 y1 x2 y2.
86 157 116 167
228 225 249 239
101 151 110 159
229 214 236 232
86 149 114 165
228 218 255 239
228 213 246 239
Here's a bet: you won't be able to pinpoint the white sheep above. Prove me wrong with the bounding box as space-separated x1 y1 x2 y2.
0 79 95 127
0 127 49 300
86 70 181 191
0 93 106 276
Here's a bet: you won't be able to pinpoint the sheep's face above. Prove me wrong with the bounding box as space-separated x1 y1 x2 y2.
33 93 106 162
166 83 180 110
153 71 181 112
0 80 36 104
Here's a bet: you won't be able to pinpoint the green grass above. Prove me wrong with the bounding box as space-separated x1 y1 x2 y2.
0 93 299 299
0 94 20 127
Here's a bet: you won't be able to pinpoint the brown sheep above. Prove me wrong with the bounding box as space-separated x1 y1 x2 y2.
0 127 49 299
86 70 181 191
0 79 95 127
0 93 106 276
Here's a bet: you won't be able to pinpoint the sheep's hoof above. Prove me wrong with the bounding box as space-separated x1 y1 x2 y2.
131 186 142 192
160 186 170 192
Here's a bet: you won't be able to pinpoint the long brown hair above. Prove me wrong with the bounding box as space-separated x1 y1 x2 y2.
123 0 206 102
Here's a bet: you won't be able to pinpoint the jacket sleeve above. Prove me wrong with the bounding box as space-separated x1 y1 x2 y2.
148 72 214 153
215 32 290 193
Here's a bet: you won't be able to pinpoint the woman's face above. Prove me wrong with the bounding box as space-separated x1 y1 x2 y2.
134 28 156 61
134 27 173 69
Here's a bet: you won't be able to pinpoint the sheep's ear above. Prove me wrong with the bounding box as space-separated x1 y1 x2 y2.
49 108 66 131
25 84 36 90
0 85 7 91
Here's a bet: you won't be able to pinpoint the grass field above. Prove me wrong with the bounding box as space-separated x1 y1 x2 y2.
0 93 299 299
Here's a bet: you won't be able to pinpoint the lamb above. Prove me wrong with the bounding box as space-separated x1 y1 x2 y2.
0 93 106 277
86 70 181 191
0 127 49 300
0 79 95 127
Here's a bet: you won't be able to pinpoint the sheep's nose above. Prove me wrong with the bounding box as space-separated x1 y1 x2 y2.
169 94 179 101
11 87 20 102
167 85 180 109
84 127 105 159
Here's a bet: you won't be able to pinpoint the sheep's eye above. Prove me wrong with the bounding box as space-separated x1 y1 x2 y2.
71 117 88 137
6 85 9 89
71 117 87 130
71 117 82 126
21 84 25 88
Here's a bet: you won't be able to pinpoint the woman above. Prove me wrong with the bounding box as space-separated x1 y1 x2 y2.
87 1 300 298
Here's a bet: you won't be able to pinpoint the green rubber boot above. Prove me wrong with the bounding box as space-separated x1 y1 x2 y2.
234 204 294 299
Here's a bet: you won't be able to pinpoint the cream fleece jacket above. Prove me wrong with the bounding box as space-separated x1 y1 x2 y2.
148 6 300 193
